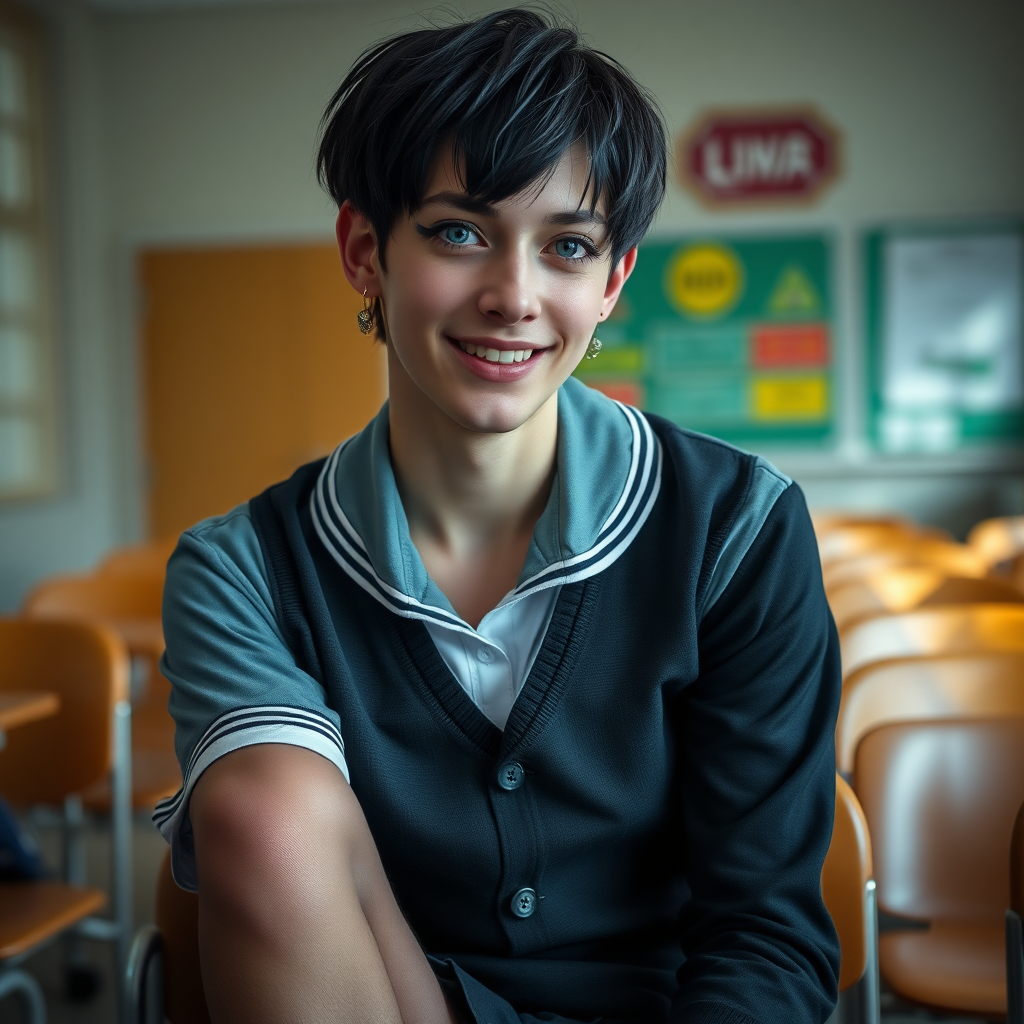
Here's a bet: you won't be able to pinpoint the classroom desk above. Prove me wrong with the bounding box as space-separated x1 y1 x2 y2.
0 692 60 750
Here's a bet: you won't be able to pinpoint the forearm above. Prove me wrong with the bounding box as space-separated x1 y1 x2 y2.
191 743 455 1024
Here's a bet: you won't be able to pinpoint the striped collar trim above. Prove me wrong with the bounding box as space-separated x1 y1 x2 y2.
310 401 662 638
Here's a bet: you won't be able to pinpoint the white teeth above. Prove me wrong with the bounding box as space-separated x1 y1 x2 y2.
458 341 536 364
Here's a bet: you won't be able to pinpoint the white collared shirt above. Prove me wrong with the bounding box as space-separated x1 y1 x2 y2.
424 586 561 730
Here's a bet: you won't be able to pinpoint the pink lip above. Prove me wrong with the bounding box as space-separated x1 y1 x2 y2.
446 336 549 382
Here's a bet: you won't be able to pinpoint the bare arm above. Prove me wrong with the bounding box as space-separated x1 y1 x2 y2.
190 743 458 1024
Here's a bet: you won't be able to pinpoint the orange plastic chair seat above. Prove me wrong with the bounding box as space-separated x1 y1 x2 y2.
0 882 106 959
880 923 1006 1017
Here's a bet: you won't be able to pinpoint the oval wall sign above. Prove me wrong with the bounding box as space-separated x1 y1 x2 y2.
678 107 841 206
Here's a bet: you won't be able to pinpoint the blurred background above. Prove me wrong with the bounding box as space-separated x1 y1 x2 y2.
0 0 1022 610
1 2 1023 1022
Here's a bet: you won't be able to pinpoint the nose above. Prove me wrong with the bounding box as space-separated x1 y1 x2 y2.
477 244 541 325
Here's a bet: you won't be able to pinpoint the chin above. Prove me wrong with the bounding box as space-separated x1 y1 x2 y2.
450 396 545 435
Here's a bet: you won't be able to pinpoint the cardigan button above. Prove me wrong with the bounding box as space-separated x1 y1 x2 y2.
497 762 524 791
511 887 537 918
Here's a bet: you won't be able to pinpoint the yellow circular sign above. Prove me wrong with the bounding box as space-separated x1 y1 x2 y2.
665 244 743 317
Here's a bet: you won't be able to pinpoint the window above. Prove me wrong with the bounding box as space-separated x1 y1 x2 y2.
0 4 56 500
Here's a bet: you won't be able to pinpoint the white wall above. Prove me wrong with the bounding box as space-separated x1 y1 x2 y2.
1 0 1022 607
0 0 124 611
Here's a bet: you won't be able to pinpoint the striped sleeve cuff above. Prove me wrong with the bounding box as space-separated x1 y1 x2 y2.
152 705 349 892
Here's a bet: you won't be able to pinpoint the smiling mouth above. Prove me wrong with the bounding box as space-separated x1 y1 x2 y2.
455 340 536 364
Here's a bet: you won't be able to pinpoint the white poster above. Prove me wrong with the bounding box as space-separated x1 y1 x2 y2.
883 233 1024 413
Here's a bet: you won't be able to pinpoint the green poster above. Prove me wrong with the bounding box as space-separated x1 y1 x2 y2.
574 234 836 447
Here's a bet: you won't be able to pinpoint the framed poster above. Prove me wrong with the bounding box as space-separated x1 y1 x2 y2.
575 233 836 448
865 223 1024 452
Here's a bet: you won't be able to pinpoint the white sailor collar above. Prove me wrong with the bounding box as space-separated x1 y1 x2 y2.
309 376 662 635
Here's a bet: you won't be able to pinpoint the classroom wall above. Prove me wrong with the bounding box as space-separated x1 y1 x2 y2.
0 0 125 611
1 0 1022 608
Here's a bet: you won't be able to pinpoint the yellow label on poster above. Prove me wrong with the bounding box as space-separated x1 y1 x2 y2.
665 244 743 317
751 375 828 420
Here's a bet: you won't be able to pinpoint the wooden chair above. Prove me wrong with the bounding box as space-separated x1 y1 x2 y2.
822 542 989 597
839 604 1024 681
22 571 180 809
1013 552 1024 594
1009 799 1024 1024
817 522 948 566
0 618 133 1021
126 781 877 1024
1 884 107 1022
967 515 1024 573
854 718 1024 1017
821 775 879 1024
828 567 1024 634
97 538 177 578
837 651 1024 775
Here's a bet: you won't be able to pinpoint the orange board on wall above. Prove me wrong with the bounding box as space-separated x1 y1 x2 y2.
141 244 388 540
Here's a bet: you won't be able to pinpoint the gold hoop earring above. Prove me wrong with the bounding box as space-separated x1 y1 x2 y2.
357 288 374 335
585 334 602 360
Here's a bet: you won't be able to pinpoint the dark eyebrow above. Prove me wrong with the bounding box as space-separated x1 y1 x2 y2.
420 191 606 226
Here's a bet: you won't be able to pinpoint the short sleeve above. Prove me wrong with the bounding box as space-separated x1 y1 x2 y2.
152 503 348 891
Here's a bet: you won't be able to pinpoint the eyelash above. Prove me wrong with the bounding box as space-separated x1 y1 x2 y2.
415 220 602 265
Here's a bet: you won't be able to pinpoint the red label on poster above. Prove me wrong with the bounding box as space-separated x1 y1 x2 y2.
680 109 840 205
751 324 830 367
588 380 645 407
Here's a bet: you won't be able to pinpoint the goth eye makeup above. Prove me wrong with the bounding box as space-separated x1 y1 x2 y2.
415 219 602 265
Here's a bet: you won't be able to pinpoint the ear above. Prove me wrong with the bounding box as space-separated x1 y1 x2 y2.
336 200 382 297
599 246 637 320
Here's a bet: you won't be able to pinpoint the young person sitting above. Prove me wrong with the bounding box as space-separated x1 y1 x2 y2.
155 9 841 1023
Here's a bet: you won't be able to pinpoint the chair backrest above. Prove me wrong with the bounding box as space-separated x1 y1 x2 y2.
97 538 177 578
821 775 873 992
0 618 129 804
812 512 912 539
837 652 1024 774
968 516 1024 569
23 572 166 660
818 523 948 565
839 604 1024 681
828 568 1024 634
155 850 210 1024
854 718 1024 923
823 542 988 595
23 572 164 622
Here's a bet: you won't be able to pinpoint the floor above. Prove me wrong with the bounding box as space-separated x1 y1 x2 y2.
0 816 994 1024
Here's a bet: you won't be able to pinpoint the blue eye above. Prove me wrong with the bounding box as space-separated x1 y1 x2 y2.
554 238 588 260
441 224 478 246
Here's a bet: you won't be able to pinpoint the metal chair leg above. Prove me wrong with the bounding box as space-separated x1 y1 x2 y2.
112 700 134 1024
859 880 881 1024
1008 909 1024 1024
124 926 164 1024
0 967 48 1024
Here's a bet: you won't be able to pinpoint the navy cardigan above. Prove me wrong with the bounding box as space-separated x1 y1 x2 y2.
248 412 841 1024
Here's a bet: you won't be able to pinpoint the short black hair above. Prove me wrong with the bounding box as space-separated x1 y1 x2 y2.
316 7 667 334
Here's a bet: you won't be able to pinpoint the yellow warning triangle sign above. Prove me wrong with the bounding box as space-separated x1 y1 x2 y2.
768 266 820 314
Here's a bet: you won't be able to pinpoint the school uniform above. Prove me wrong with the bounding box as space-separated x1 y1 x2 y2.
155 376 841 1024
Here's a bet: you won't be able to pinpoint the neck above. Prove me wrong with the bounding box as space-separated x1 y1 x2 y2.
386 349 557 623
388 370 557 551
